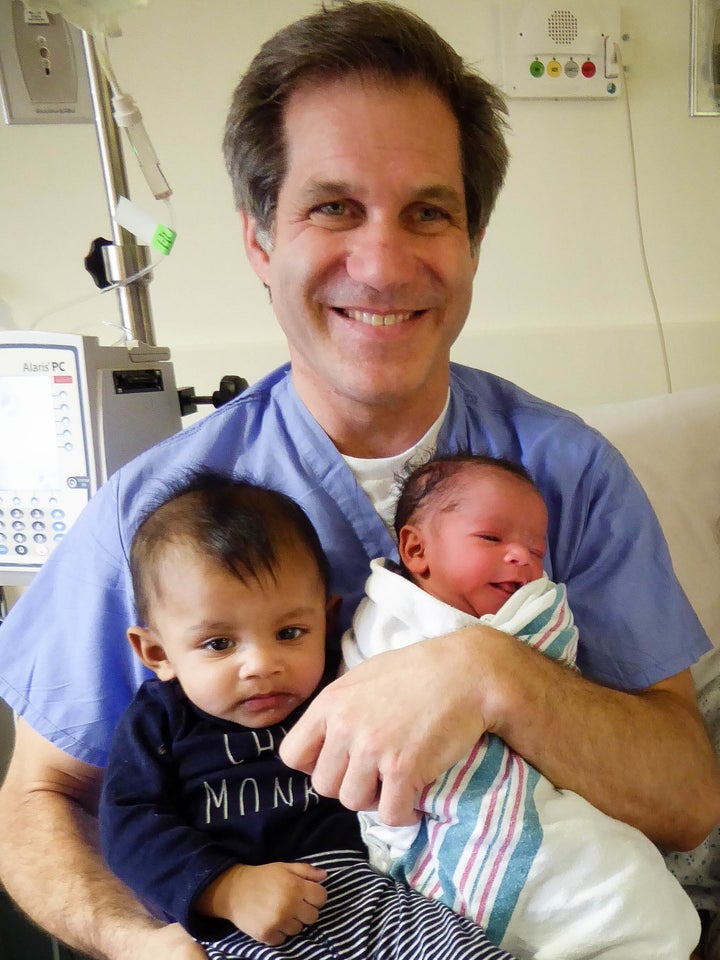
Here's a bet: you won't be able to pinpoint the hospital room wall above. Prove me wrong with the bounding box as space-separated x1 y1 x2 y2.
0 0 718 410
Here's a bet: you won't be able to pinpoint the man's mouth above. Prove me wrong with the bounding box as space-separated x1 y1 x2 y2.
338 308 417 327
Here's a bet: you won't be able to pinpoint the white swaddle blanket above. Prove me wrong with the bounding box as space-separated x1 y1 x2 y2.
342 559 700 960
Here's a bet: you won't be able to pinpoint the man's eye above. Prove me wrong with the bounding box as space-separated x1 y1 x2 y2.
309 200 362 229
315 201 346 216
416 205 449 222
277 626 304 642
203 637 233 652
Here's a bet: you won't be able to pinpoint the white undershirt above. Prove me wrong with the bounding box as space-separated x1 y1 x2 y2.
342 392 450 537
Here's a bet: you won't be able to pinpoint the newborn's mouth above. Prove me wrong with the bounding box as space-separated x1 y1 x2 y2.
491 581 524 597
336 308 421 326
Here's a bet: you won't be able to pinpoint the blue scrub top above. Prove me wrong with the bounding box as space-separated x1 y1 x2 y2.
0 363 709 767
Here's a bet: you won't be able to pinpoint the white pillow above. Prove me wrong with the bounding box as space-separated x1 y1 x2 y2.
575 386 720 690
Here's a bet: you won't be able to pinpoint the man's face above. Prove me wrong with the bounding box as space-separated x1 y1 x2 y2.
243 75 480 435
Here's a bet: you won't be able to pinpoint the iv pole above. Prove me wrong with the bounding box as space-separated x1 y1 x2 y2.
76 28 245 416
80 32 157 347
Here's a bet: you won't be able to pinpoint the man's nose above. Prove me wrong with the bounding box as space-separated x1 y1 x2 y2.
345 218 418 291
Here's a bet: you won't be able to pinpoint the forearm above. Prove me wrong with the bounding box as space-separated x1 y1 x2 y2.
0 785 163 957
0 720 168 960
282 625 720 851
478 629 720 848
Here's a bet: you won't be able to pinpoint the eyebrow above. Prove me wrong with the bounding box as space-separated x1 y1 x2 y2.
299 179 352 204
185 619 235 635
413 184 466 214
299 179 465 214
185 605 321 633
278 605 323 620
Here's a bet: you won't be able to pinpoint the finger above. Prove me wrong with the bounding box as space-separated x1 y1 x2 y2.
375 776 422 827
301 879 328 909
336 749 383 811
279 703 326 774
296 898 322 926
310 741 352 800
263 931 288 947
278 917 305 938
285 861 327 882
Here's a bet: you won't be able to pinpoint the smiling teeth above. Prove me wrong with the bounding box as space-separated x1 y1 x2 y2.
346 310 413 326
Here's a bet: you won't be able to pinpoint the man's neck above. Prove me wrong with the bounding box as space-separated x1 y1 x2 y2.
294 379 450 459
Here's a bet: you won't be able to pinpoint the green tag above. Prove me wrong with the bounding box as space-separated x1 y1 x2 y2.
151 225 177 255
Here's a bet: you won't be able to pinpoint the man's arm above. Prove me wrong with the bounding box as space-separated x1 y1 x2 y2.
280 627 720 850
0 719 208 960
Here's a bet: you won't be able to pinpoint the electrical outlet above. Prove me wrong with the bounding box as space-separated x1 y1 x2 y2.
0 0 92 124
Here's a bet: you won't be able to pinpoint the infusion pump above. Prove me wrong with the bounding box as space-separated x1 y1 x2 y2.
0 331 182 585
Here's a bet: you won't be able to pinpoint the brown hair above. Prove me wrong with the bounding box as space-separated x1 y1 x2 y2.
223 0 509 250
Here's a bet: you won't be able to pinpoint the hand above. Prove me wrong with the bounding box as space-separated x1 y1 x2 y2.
197 861 328 946
280 629 499 825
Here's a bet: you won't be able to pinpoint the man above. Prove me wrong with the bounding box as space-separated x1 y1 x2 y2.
0 4 718 959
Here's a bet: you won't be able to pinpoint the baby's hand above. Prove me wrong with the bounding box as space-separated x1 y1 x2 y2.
197 861 328 946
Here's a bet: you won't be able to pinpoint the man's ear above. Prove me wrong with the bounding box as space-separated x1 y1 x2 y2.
470 226 486 274
241 211 272 286
127 627 176 681
398 525 429 578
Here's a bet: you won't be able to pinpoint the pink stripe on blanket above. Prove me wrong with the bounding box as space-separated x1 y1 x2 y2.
528 598 567 652
468 752 527 919
410 739 500 891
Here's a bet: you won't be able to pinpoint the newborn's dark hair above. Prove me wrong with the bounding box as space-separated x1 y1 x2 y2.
394 452 538 538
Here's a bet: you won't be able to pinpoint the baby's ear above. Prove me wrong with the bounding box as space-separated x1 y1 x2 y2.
325 594 342 632
127 627 176 681
398 524 429 577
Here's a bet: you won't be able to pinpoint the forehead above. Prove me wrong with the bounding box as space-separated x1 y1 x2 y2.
430 467 547 523
146 537 324 602
280 74 464 195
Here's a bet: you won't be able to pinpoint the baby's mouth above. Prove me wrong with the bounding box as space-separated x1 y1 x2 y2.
491 581 524 597
242 692 291 711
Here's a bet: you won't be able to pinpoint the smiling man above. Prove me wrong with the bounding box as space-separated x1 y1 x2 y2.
0 4 718 960
243 75 476 458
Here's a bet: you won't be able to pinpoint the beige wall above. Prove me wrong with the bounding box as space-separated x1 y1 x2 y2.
0 0 718 410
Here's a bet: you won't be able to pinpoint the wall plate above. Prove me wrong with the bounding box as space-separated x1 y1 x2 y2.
499 0 622 99
0 0 92 123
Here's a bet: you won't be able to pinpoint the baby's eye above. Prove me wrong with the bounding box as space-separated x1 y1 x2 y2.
277 626 305 642
477 534 500 543
203 637 233 652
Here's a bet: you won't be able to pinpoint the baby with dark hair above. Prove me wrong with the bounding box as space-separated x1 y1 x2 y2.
344 453 700 959
99 471 519 960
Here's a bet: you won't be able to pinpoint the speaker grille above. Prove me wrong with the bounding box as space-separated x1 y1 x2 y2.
547 9 579 44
